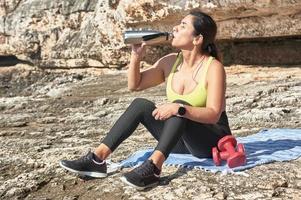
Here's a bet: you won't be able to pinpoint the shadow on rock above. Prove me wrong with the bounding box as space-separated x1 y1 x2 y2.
159 167 191 186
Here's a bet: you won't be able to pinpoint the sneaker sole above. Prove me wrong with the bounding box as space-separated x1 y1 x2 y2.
59 161 107 178
120 176 158 190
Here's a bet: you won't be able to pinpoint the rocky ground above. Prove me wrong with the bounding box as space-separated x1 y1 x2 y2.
0 64 300 200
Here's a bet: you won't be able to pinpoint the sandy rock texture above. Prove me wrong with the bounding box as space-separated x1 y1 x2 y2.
0 64 300 199
1 0 301 67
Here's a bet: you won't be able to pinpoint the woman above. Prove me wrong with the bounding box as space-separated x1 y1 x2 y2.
60 10 231 190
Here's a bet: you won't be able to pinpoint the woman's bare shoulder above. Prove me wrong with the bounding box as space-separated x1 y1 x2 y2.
207 58 225 80
209 58 224 73
211 58 223 68
159 53 178 63
156 53 178 69
155 53 179 77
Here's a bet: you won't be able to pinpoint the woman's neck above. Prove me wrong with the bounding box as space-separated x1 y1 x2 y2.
181 49 206 70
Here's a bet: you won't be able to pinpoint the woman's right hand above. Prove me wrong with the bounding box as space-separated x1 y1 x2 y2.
131 42 146 59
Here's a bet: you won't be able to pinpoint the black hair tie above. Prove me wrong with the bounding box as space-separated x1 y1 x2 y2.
206 43 212 53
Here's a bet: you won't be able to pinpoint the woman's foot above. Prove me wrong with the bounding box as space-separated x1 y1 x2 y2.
120 159 161 190
59 151 107 178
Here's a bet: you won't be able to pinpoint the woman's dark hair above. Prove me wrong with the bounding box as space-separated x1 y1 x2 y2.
189 10 220 61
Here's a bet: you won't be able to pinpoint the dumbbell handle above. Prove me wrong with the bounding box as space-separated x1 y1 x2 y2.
223 142 236 154
219 151 229 160
219 143 246 161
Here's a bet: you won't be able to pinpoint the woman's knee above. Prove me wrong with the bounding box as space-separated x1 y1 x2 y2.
130 98 155 108
126 98 156 115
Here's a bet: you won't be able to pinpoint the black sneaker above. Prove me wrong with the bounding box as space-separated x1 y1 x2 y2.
59 151 107 178
120 159 161 190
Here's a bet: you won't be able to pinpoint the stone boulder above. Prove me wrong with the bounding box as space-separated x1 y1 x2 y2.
0 0 300 68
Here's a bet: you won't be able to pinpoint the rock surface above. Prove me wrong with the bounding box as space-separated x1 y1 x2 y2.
0 63 300 199
0 0 301 67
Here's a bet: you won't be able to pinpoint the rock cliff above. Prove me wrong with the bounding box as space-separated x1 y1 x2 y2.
0 0 301 68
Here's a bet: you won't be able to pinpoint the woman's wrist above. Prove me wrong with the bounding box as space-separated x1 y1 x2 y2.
173 103 181 116
173 103 187 117
131 51 143 61
129 54 142 68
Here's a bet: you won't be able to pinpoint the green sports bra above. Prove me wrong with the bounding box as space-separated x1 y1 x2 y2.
166 53 214 107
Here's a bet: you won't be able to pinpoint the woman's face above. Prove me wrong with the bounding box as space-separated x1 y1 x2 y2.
171 15 199 49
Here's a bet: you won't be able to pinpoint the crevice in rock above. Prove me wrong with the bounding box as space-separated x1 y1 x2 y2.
29 45 41 60
22 178 53 199
218 35 301 65
216 5 301 22
6 0 23 14
67 10 94 15
86 0 92 11
0 55 34 67
61 0 96 15
217 12 275 22
109 0 120 9
38 65 117 70
2 17 6 35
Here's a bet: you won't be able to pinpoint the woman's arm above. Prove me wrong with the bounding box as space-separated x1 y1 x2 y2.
127 46 144 90
128 43 177 91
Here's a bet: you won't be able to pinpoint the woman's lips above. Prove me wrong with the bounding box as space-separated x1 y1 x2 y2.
172 32 177 38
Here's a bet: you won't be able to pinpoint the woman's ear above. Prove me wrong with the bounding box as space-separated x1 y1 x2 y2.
194 34 203 46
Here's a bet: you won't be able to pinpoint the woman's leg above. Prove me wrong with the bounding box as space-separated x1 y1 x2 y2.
60 98 188 179
149 115 188 168
120 103 231 189
95 98 159 159
121 108 189 189
182 112 231 158
144 111 231 168
60 98 164 178
95 98 188 160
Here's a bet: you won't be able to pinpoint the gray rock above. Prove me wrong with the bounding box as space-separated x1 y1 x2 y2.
46 87 69 98
0 65 301 199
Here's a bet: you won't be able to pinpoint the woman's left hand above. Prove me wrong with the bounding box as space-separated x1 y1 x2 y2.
152 103 178 120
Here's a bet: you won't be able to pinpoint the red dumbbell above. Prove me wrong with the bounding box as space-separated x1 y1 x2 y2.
212 135 246 168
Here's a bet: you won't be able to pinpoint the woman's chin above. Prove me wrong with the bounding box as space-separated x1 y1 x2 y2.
171 43 185 50
171 41 179 48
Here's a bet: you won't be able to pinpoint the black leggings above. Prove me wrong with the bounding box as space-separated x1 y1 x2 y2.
102 98 231 159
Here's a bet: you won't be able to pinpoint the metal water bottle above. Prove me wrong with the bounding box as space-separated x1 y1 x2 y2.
124 30 173 45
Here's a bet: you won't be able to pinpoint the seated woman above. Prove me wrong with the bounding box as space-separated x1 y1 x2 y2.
60 10 231 190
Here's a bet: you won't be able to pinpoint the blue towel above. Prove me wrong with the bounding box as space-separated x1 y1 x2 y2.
108 129 301 173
